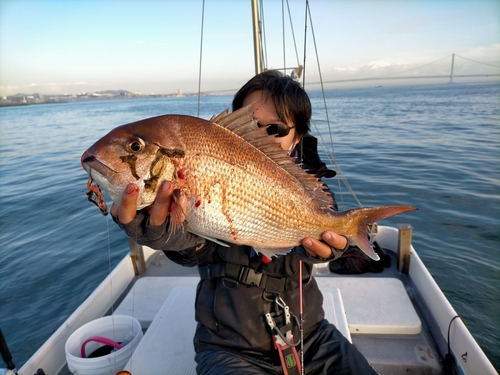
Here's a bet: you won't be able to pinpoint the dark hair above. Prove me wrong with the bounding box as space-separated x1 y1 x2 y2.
232 70 311 136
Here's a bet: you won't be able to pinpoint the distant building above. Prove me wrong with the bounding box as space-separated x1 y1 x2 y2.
6 94 27 104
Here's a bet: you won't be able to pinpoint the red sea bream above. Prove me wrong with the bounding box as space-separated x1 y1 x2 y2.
81 106 416 260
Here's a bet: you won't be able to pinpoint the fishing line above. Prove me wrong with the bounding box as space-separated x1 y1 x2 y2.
301 0 308 88
282 0 286 73
258 0 268 70
304 0 351 211
293 3 365 371
107 211 138 370
197 0 206 117
298 259 304 375
285 0 301 69
304 3 337 208
295 3 308 373
308 122 363 209
128 227 140 372
105 216 118 367
106 217 114 314
301 1 362 211
294 105 306 375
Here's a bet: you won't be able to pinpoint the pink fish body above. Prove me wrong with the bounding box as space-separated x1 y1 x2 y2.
81 106 416 259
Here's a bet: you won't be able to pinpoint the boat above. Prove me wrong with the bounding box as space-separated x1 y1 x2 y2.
8 1 497 374
13 224 498 375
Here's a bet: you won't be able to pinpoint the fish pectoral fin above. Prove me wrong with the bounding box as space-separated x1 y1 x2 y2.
169 189 188 227
253 247 293 259
187 231 230 247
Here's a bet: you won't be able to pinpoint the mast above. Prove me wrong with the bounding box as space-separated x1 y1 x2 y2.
251 0 263 75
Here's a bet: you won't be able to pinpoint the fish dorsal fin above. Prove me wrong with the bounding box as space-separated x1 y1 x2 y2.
211 105 334 208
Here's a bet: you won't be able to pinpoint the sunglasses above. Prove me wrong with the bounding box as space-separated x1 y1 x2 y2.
259 123 296 138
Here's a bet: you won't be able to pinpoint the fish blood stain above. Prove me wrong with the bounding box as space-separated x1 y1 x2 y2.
230 229 237 241
195 200 201 208
177 169 185 179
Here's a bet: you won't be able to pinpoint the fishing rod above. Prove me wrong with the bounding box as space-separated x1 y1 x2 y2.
0 329 17 375
0 329 45 375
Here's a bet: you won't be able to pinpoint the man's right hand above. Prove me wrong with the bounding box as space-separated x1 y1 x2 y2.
110 180 180 226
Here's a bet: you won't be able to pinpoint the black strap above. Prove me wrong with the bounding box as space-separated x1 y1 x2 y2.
199 263 289 292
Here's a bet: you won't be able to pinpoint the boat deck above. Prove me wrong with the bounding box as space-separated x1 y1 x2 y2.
113 250 443 375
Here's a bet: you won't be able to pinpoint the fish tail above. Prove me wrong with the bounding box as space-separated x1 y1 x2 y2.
336 206 417 260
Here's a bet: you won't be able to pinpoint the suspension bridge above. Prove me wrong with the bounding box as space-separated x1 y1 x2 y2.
200 54 499 95
315 54 500 86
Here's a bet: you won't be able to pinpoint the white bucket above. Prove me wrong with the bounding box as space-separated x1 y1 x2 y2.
65 315 143 375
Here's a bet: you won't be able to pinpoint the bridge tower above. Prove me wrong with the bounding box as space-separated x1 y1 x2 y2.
450 53 455 83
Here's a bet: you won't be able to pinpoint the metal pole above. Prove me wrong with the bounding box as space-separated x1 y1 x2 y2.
251 0 262 75
397 224 413 274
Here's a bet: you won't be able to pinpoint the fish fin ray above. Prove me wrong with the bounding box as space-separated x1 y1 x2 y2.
188 232 230 247
210 109 229 123
169 190 187 227
211 106 333 208
253 247 293 259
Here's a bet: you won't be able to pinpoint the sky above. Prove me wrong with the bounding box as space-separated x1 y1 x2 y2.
1 0 499 96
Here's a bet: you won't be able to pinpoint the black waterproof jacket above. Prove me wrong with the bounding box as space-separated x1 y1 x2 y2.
166 241 328 362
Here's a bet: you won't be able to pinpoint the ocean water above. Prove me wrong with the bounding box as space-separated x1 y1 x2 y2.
0 82 498 371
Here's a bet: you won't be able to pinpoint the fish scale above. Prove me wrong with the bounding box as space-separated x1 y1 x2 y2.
185 152 318 247
81 105 417 260
175 122 322 244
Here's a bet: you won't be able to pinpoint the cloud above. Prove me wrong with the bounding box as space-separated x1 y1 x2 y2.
0 81 90 96
330 61 408 77
364 61 394 69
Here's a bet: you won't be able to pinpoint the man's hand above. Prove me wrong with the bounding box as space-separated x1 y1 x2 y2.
110 180 178 226
302 231 348 259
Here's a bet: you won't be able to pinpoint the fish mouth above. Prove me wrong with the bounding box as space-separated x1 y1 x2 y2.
81 151 116 178
82 155 124 207
81 150 139 207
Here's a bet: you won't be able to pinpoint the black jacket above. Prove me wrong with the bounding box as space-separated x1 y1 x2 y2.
293 133 336 179
166 242 326 360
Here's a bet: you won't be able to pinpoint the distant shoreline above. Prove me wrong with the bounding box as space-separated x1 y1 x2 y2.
0 89 215 107
2 80 499 108
0 101 68 108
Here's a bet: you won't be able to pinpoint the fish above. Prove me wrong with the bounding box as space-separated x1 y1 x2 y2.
81 105 417 260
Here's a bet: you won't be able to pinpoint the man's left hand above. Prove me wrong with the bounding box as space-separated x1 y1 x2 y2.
302 231 348 259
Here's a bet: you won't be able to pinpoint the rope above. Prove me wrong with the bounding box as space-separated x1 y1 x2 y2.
447 315 461 354
444 315 462 375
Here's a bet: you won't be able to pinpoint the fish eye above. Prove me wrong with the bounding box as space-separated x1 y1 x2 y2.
126 137 145 153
